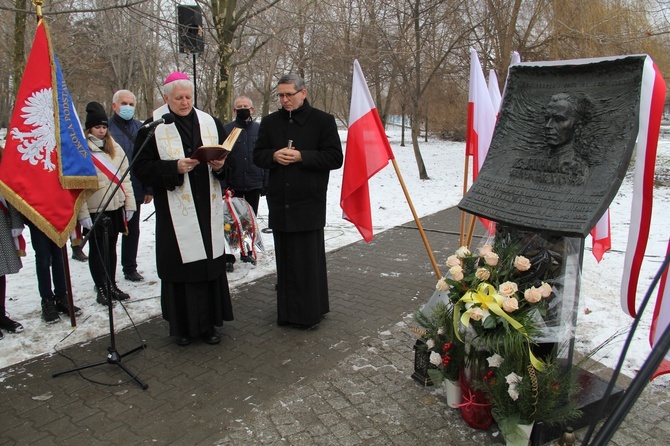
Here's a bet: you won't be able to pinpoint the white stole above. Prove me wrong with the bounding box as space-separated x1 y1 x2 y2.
153 104 224 263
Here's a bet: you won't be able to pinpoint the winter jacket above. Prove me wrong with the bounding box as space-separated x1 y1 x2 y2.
222 118 267 192
78 137 136 220
108 113 153 201
253 100 343 232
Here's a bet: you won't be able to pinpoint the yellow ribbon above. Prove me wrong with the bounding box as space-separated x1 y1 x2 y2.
454 283 546 371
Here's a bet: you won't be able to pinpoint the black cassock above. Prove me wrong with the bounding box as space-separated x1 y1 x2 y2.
274 229 329 326
133 109 234 337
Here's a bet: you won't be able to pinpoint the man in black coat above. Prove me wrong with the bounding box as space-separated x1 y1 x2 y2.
253 74 343 329
222 96 267 269
223 95 267 215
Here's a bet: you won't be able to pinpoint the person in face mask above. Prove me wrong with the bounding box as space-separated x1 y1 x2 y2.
108 90 153 283
220 96 268 270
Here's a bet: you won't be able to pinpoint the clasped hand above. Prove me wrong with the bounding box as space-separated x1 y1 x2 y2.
273 146 302 166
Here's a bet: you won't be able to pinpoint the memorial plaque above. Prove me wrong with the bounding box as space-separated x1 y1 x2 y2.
459 55 645 237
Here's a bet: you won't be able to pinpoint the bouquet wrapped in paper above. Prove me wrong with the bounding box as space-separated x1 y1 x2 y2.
223 189 264 264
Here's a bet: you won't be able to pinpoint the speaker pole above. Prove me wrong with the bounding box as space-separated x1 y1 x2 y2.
193 52 197 109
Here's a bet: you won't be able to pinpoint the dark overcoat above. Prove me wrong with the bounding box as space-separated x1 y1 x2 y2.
222 119 267 192
132 109 229 283
253 100 343 232
108 114 153 200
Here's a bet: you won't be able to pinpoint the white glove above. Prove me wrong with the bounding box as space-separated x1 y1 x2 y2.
80 218 93 230
11 228 23 237
125 210 135 221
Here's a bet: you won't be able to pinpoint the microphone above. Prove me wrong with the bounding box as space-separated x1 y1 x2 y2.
142 113 176 129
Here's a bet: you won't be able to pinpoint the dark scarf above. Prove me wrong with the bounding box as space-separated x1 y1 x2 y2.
172 108 200 150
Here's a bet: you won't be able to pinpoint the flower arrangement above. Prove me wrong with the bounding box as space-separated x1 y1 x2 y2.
416 232 583 442
436 238 559 371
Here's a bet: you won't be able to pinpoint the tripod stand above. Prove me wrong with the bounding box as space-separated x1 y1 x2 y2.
53 214 148 389
50 118 175 390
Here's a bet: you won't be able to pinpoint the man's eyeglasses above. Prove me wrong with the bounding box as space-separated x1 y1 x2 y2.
277 91 301 99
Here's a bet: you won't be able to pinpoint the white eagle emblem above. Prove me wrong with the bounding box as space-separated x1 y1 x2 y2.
10 88 57 172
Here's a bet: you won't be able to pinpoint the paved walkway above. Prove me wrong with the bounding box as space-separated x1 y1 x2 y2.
1 207 668 445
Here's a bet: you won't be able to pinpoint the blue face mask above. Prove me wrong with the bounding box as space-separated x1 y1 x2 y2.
118 105 135 120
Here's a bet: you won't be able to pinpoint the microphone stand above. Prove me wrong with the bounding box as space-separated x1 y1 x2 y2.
52 123 162 390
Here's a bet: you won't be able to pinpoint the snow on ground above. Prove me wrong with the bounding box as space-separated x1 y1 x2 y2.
1 127 669 389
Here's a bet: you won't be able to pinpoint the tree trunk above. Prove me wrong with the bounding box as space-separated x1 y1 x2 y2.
410 103 429 180
12 0 27 97
212 0 238 121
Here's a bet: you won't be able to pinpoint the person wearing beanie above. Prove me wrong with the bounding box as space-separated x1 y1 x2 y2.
133 72 234 346
78 101 136 306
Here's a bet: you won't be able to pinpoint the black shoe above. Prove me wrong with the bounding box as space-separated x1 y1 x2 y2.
240 255 256 265
201 328 221 345
124 271 144 282
95 287 115 306
226 262 234 273
176 336 192 346
0 314 24 333
111 285 130 301
41 299 60 324
71 246 88 262
54 296 82 316
0 329 3 340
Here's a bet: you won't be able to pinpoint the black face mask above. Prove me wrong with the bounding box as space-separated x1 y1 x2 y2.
235 108 251 122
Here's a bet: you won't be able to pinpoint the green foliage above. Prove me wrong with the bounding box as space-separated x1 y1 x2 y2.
475 356 581 426
414 303 465 382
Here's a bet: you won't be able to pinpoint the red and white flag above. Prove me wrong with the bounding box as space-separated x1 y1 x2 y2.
466 49 496 179
488 69 501 114
621 57 666 317
650 239 670 380
0 19 97 247
590 210 611 263
466 50 497 233
340 59 395 242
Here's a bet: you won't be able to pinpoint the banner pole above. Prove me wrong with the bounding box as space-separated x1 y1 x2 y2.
460 155 470 246
390 158 441 278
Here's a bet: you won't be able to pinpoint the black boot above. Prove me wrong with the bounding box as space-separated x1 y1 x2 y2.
71 245 88 262
111 284 130 301
0 307 24 333
41 298 61 323
54 295 82 316
96 287 114 306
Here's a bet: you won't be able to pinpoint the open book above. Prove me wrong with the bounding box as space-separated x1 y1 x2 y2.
190 127 242 163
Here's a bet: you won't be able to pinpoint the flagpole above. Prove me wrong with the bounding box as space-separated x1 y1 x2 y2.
465 214 477 248
390 159 441 278
33 0 43 19
460 155 470 246
61 246 77 327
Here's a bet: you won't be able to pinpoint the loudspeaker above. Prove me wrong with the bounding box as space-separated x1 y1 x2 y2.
177 5 204 54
